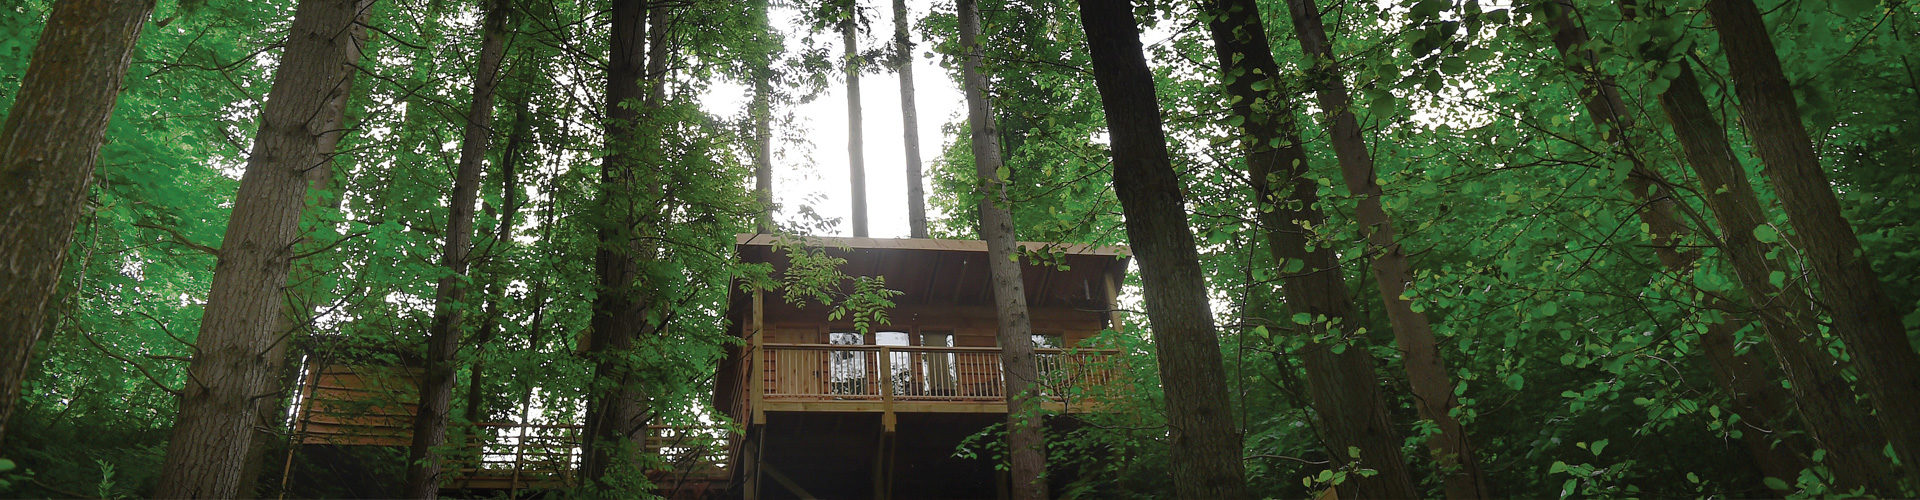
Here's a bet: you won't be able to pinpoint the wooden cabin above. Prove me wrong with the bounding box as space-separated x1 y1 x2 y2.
282 234 1129 499
717 234 1130 499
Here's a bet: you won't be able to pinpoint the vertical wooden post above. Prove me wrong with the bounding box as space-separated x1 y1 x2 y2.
750 288 766 425
879 346 894 415
1102 269 1124 331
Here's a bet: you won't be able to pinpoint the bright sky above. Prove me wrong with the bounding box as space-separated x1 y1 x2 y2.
702 0 965 239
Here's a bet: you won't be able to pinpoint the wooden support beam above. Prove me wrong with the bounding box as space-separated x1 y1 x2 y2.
741 428 762 500
762 463 818 500
751 288 767 425
871 425 895 500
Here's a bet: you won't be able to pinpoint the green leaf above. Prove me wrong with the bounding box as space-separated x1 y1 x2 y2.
1590 439 1608 456
1833 0 1879 17
1753 225 1780 243
1763 477 1790 491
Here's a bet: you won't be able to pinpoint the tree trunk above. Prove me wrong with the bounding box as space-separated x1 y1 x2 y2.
1275 0 1467 496
464 86 532 427
582 0 654 488
896 0 927 238
958 0 1046 496
0 0 153 448
403 0 511 495
1540 1 1808 489
750 0 776 233
844 1 869 237
155 0 374 497
1705 0 1920 478
1071 1 1248 497
1656 60 1902 494
1201 1 1426 497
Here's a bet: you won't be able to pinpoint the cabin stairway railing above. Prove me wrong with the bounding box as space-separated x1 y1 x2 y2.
758 344 1122 406
441 422 731 498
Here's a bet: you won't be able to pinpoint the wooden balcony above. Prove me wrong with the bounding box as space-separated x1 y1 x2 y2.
441 422 730 498
751 343 1122 415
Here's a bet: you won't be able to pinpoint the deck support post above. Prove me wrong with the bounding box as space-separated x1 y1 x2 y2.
751 288 767 425
871 424 895 500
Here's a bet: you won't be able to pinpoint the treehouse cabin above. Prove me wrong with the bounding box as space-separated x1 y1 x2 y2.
280 234 1128 499
718 234 1130 499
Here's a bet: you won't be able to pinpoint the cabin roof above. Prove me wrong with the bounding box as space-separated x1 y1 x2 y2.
733 233 1129 257
728 233 1130 320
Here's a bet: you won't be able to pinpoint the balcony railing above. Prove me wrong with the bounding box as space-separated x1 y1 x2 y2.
443 422 730 496
758 344 1121 406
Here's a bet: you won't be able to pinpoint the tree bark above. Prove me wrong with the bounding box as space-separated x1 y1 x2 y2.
958 0 1047 497
1201 0 1427 497
1657 60 1902 494
403 0 511 496
1072 1 1248 497
0 0 153 449
751 0 776 233
844 0 869 237
463 85 532 427
896 0 927 238
1705 0 1920 478
581 0 655 488
1540 1 1808 488
1275 0 1467 496
155 0 374 497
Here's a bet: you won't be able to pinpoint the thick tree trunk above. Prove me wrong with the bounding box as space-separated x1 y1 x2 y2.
1276 0 1464 496
957 0 1046 496
1540 1 1808 488
1657 60 1902 494
0 0 153 448
1705 0 1920 478
751 0 775 233
896 0 927 238
844 2 869 237
1201 1 1427 497
403 0 511 496
582 0 655 488
1072 1 1248 497
155 0 374 497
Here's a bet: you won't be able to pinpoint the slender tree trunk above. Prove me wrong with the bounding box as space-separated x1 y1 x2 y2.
1276 0 1469 496
844 1 869 237
156 0 374 497
582 0 654 488
0 0 154 448
1540 1 1808 488
895 0 927 238
750 0 776 233
1072 1 1248 497
958 0 1046 496
1657 60 1902 494
1705 0 1920 478
403 0 511 496
464 86 531 427
1200 1 1427 497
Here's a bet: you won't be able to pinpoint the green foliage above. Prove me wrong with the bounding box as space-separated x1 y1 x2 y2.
3 0 1916 497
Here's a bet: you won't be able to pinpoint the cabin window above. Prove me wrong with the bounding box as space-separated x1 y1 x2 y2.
877 331 912 395
826 331 867 395
918 330 958 396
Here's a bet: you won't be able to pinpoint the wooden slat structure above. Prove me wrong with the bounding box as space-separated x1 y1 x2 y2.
287 362 731 498
717 234 1132 499
293 362 423 447
288 235 1132 499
